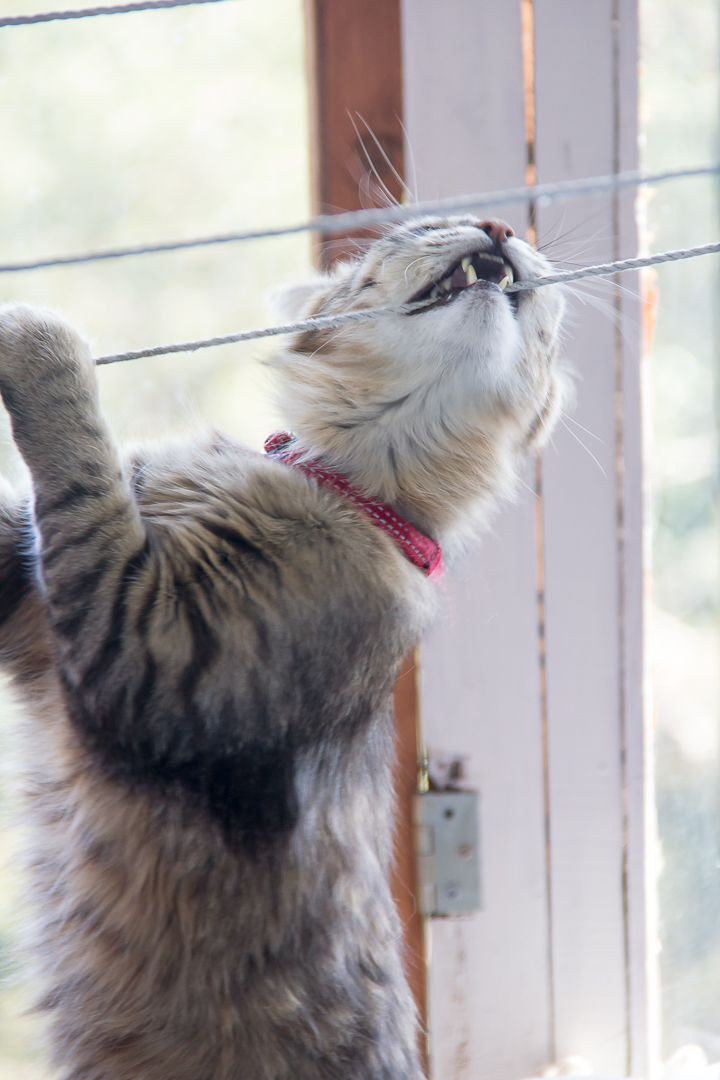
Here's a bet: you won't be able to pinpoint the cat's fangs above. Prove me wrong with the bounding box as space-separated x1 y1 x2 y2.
0 214 565 1080
413 249 515 304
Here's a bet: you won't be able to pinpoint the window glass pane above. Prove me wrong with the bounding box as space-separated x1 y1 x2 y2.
641 0 720 1061
0 3 309 1074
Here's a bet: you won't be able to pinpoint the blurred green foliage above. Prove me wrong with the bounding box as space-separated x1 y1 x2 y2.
642 0 720 1061
0 0 309 1073
0 0 311 468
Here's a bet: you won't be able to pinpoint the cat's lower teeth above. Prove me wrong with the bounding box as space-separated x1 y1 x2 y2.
499 276 511 290
466 265 478 285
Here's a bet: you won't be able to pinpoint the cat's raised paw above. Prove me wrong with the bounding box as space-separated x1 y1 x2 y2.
0 303 92 389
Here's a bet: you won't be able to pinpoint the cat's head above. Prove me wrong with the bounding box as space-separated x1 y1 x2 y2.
272 216 566 543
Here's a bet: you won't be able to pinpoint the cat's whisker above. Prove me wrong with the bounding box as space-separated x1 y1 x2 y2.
536 206 620 255
357 170 403 214
561 412 604 443
397 116 419 204
403 255 433 285
304 327 350 361
562 283 643 345
534 404 559 456
350 115 403 212
557 414 607 476
534 206 571 252
354 112 414 205
516 472 539 499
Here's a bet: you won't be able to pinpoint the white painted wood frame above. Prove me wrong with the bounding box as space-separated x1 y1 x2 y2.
401 3 656 1079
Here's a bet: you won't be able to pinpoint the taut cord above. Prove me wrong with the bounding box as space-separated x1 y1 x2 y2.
93 240 720 365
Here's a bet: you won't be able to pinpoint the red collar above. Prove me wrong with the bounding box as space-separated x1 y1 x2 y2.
264 432 443 579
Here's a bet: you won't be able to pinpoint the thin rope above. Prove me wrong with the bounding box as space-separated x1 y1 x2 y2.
504 241 720 291
0 0 230 27
93 240 720 365
94 305 417 364
2 164 716 275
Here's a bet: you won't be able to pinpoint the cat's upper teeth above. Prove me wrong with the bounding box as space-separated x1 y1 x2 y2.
460 256 478 285
498 263 514 291
421 255 515 304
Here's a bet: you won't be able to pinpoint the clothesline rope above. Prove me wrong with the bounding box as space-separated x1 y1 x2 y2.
93 240 720 365
0 0 231 27
2 164 717 275
508 240 720 290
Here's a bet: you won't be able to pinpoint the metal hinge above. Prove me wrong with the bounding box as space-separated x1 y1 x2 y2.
413 790 481 916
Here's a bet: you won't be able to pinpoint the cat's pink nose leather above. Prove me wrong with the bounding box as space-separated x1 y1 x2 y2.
477 219 514 244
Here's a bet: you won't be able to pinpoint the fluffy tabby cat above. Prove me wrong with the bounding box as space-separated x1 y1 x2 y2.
0 216 564 1080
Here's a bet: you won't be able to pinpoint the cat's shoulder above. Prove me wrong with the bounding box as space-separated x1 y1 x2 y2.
120 428 427 603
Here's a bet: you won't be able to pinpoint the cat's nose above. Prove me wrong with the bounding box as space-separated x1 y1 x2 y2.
477 219 514 245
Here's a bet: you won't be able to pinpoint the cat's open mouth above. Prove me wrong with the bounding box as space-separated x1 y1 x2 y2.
408 251 519 313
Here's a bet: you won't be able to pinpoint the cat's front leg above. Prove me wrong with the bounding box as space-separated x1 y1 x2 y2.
0 304 147 687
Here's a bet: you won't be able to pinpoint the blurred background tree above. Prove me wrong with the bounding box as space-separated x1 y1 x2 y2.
641 0 720 1062
0 1 308 1073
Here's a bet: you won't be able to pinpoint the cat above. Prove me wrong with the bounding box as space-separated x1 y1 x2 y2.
0 216 564 1080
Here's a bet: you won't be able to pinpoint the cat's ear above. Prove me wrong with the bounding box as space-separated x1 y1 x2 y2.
270 280 326 322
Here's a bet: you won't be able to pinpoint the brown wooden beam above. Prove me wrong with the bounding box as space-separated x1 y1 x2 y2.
391 654 427 1067
304 0 405 265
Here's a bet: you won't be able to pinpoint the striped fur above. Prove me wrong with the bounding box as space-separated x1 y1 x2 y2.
0 217 565 1080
